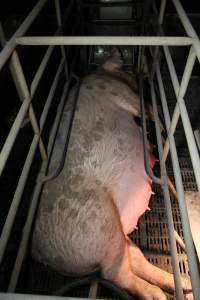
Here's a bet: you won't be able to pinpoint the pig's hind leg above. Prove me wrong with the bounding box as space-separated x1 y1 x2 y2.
127 239 192 294
100 197 167 299
101 238 167 300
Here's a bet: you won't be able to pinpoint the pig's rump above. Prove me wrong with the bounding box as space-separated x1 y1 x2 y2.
32 73 152 275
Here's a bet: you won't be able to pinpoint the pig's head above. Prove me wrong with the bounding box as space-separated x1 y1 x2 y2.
99 47 138 93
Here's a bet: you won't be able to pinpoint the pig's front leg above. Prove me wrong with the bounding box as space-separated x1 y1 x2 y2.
127 238 192 294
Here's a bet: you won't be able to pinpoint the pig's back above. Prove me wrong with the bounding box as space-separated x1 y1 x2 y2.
32 73 150 274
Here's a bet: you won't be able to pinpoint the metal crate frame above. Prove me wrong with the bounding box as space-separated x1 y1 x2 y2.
0 0 200 299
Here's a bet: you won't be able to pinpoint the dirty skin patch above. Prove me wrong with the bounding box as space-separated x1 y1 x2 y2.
111 91 119 97
98 84 106 90
86 85 93 90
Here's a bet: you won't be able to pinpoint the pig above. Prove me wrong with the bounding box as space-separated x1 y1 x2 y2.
32 49 192 299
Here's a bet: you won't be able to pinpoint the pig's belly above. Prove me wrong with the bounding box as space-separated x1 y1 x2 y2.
113 168 152 234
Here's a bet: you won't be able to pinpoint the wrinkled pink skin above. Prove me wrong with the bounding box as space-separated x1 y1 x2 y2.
32 50 192 299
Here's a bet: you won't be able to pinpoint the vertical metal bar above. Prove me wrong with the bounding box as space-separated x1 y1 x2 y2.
162 46 195 161
0 135 39 266
7 81 71 292
137 0 152 72
0 101 29 176
149 79 184 299
10 51 48 161
150 0 167 78
158 0 166 24
162 47 200 192
54 0 69 80
156 64 200 300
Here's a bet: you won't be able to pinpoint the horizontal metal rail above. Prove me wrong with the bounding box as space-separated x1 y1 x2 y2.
155 64 200 299
16 36 194 46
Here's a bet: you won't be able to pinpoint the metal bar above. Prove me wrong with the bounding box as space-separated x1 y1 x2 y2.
31 44 55 98
40 75 80 183
0 135 39 266
137 0 152 72
162 46 195 159
171 0 197 38
150 3 200 191
0 59 64 266
10 50 48 161
194 129 200 152
0 101 29 176
139 76 164 184
16 36 193 46
86 19 140 25
158 0 167 24
149 79 184 299
156 63 200 300
40 58 64 129
7 81 71 292
54 0 68 79
162 46 200 191
83 1 140 7
88 279 98 298
150 0 167 78
0 0 47 71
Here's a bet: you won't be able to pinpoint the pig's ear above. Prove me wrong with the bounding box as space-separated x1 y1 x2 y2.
101 47 123 72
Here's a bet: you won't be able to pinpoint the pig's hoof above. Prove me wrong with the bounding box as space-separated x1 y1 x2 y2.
143 285 167 300
181 277 192 292
184 292 194 300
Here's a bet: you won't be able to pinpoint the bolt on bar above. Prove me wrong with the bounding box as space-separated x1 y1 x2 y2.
156 64 200 300
16 36 193 46
0 58 65 266
0 0 48 71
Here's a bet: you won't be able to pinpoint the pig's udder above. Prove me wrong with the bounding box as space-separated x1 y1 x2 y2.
114 169 153 235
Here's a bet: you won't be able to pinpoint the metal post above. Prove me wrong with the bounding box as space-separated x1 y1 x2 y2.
162 46 200 192
156 64 200 300
150 0 167 78
54 0 69 80
149 79 184 299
